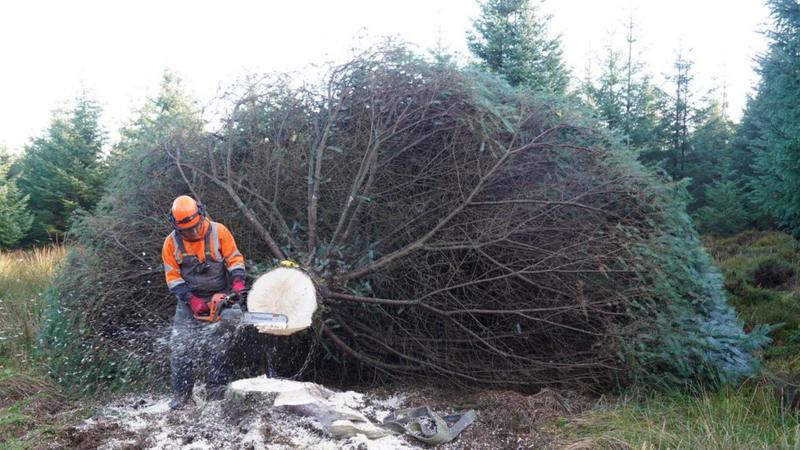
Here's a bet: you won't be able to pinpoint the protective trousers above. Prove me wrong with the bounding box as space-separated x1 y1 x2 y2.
170 300 236 399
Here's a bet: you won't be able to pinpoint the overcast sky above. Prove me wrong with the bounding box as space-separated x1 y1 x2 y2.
0 0 771 153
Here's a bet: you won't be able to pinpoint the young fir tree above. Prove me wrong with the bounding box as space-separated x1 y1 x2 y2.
100 71 205 220
0 148 33 248
582 16 667 156
661 50 694 180
695 180 749 236
15 95 106 244
746 0 800 237
111 71 203 166
583 47 625 129
621 17 669 155
685 93 735 212
467 0 570 94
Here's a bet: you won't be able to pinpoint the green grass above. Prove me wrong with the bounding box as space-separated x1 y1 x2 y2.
0 246 65 368
565 231 800 449
571 380 800 449
0 247 66 448
704 231 800 347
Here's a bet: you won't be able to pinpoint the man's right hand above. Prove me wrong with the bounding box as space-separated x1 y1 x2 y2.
188 293 209 315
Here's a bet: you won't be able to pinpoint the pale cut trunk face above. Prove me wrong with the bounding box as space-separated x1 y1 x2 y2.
247 267 317 335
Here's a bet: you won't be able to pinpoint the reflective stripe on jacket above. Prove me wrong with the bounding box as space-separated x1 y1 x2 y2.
161 219 246 296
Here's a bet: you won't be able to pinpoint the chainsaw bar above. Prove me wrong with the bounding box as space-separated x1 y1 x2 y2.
241 311 289 330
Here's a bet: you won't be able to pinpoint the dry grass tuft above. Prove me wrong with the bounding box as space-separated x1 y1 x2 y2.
0 245 65 367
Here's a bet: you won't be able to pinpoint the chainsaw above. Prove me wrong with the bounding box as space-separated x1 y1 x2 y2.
193 292 289 331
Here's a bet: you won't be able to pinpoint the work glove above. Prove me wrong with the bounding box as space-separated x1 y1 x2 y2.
187 293 209 315
231 277 245 295
228 271 246 303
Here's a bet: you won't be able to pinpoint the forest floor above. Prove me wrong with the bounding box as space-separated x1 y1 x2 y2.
10 381 597 450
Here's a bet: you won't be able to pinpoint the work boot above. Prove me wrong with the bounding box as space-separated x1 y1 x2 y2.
169 392 192 411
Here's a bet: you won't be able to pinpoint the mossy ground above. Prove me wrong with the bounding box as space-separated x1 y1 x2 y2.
566 231 800 449
705 231 800 366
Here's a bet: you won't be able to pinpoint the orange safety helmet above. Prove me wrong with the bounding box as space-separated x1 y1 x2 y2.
169 195 206 230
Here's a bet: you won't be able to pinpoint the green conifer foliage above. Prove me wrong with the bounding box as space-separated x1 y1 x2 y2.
685 96 735 212
38 73 206 391
15 95 106 244
747 0 800 237
662 51 694 180
104 71 204 214
0 151 33 248
581 19 668 158
695 180 749 236
584 48 626 129
468 0 570 93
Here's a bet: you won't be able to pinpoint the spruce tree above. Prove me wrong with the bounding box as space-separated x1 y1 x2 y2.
467 0 570 93
620 18 669 154
695 180 749 236
746 0 800 237
0 149 33 248
664 50 694 179
584 48 625 129
685 94 735 211
101 71 204 218
582 17 668 157
112 71 203 165
15 95 106 243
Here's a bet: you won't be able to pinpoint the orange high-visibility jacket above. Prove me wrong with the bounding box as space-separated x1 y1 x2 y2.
161 219 245 292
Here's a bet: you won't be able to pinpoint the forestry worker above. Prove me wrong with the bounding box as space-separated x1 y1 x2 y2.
161 194 247 410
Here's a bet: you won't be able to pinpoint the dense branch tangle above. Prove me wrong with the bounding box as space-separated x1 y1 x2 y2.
166 48 653 389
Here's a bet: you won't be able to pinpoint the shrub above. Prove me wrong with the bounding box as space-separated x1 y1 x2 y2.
752 256 796 289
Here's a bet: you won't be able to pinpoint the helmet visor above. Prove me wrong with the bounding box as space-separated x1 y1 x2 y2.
173 210 201 228
177 220 204 240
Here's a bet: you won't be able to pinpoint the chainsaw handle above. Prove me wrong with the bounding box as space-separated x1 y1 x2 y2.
192 293 233 322
192 304 220 322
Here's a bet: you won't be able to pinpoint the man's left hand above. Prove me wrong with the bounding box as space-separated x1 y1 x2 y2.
231 277 245 294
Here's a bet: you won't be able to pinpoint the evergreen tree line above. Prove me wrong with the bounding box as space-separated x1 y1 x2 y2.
0 0 798 249
468 0 800 238
0 70 208 250
0 95 106 247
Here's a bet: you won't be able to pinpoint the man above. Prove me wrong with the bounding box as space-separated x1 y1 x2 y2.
161 195 247 410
